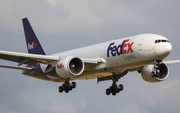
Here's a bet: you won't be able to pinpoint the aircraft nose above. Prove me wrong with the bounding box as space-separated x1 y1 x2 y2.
166 43 172 54
162 42 172 56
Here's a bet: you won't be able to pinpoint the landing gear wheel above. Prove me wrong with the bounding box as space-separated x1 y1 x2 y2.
59 86 63 93
112 91 116 96
112 84 117 91
69 87 73 90
62 84 66 90
106 84 124 96
58 80 76 94
106 89 110 95
116 89 120 93
72 82 76 88
119 84 123 91
65 88 69 93
109 86 113 92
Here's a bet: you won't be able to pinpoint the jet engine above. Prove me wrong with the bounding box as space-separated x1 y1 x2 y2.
141 63 169 83
55 56 84 78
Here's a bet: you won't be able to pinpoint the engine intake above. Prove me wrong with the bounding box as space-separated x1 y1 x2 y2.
55 56 84 78
69 57 84 75
141 63 169 83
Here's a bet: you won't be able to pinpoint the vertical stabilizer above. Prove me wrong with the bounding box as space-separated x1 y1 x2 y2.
22 18 46 55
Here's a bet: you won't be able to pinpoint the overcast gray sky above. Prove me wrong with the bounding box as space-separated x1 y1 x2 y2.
0 0 180 113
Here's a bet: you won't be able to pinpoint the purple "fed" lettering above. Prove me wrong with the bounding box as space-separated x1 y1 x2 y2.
107 39 134 57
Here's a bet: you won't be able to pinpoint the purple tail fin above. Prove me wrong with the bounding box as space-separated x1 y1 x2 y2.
22 18 46 55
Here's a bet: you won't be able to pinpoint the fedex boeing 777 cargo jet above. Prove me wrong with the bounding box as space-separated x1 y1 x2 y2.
0 18 179 96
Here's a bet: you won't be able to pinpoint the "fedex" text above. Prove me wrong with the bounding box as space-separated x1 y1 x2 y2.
107 39 134 57
57 63 64 69
28 42 37 50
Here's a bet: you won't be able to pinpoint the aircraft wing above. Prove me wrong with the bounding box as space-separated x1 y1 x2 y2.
0 65 33 71
0 50 102 70
0 50 60 66
163 60 180 65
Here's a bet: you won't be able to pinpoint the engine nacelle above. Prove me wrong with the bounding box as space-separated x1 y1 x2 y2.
141 63 169 83
55 56 84 78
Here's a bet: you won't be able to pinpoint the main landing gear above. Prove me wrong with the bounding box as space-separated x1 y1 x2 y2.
106 84 123 96
58 78 76 93
106 74 124 96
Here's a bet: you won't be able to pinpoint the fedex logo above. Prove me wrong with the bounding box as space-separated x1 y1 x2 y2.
28 42 37 50
107 39 134 57
57 63 64 69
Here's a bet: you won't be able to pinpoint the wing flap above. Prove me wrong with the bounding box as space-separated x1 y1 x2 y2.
0 65 33 71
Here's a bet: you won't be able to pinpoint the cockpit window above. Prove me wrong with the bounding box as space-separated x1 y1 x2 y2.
155 40 169 43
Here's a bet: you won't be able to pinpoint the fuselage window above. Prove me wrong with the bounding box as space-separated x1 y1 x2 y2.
155 40 169 43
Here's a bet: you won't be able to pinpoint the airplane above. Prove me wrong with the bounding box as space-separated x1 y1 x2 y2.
0 18 180 96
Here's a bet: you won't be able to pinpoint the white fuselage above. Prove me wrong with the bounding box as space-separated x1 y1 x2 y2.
40 34 172 82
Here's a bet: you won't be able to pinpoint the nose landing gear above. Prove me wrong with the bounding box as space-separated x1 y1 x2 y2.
151 60 162 78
